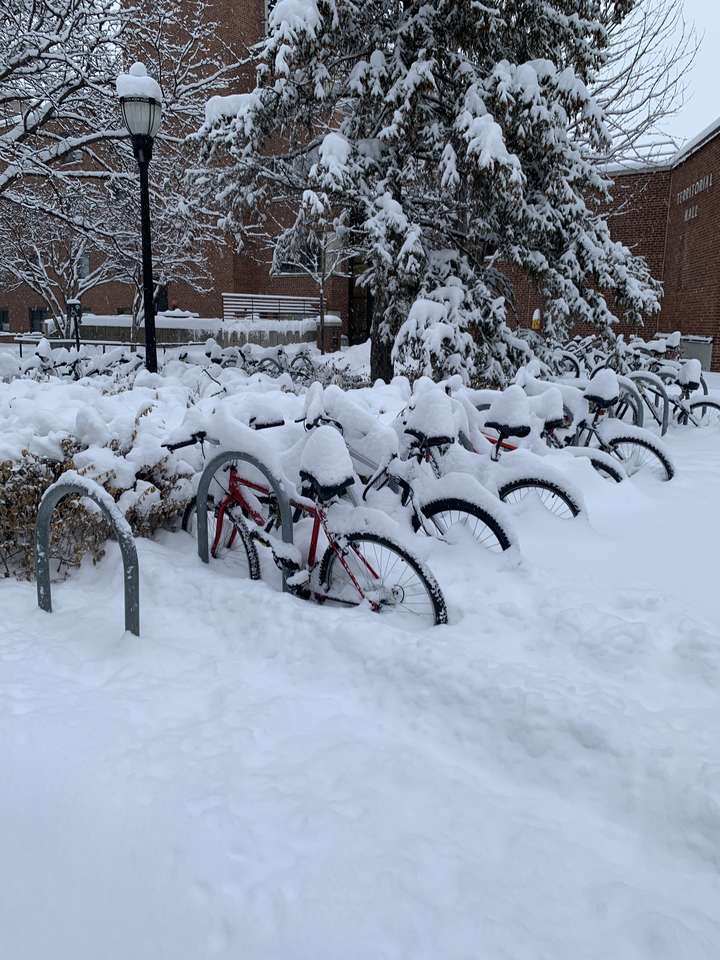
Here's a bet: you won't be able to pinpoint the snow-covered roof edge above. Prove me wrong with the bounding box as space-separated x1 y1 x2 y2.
670 114 720 168
605 115 720 180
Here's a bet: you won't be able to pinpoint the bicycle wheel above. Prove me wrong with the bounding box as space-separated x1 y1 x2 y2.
182 495 261 578
411 497 512 553
585 454 624 483
687 398 720 426
289 355 316 385
255 358 283 378
318 532 447 625
553 350 581 378
605 436 674 481
497 478 581 519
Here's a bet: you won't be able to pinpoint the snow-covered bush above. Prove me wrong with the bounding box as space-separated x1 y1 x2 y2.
0 442 111 579
0 371 194 579
0 442 188 580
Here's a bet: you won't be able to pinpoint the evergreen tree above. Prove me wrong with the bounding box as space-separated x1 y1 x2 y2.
195 0 661 383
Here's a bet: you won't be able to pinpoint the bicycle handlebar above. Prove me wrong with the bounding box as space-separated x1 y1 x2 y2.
162 431 220 452
298 414 345 435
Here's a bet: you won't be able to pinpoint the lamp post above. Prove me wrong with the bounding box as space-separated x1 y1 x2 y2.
66 298 82 352
116 63 163 373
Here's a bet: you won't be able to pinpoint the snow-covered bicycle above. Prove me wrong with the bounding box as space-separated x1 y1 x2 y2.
166 429 448 626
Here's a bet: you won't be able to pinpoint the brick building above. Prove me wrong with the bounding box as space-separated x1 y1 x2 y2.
3 0 720 368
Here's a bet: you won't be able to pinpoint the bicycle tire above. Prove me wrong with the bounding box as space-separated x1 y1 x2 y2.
605 436 674 481
318 532 447 626
688 398 720 426
554 351 581 378
585 454 624 483
411 497 512 552
289 355 316 384
182 495 261 578
254 358 284 378
497 478 581 519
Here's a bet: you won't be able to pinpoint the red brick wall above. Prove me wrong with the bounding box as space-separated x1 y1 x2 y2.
663 141 720 368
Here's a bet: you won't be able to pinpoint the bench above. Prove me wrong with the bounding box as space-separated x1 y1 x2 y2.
222 293 321 323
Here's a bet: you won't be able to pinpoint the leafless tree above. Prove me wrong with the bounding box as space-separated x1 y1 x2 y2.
592 0 699 166
0 0 241 329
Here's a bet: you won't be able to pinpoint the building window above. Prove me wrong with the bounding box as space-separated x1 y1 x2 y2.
0 308 9 332
275 242 324 276
275 259 308 275
29 307 48 333
77 252 91 279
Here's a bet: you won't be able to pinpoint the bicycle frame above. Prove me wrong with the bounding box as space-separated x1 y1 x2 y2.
211 465 384 610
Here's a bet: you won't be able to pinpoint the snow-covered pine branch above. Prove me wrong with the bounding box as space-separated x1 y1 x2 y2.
193 0 662 385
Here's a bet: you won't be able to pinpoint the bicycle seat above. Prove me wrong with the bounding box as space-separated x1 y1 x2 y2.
543 417 566 432
299 470 355 504
484 420 532 440
583 392 618 409
585 369 619 409
404 427 455 449
299 425 356 504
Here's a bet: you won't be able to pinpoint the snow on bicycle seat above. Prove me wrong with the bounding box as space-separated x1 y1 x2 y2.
679 359 702 392
584 368 619 409
484 384 532 439
402 386 459 447
527 386 565 431
299 425 356 503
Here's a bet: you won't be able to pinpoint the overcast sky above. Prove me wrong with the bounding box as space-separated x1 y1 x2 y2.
668 0 720 141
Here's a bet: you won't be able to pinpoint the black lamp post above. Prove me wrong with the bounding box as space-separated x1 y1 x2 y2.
117 63 163 373
66 298 82 352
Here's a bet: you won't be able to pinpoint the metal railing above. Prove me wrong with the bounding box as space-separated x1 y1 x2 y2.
12 337 207 358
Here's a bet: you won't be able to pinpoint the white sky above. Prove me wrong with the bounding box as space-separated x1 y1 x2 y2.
667 0 720 142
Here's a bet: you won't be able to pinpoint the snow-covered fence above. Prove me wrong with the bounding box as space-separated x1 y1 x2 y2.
195 451 295 591
35 471 140 637
65 310 321 347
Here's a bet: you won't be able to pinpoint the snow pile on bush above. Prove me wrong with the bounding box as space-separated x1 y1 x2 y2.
0 373 194 578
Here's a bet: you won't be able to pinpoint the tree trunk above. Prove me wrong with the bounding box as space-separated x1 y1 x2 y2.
370 322 393 383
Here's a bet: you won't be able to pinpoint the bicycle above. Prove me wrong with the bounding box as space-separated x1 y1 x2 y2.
446 383 585 519
307 385 518 553
542 375 675 481
165 429 448 626
199 340 316 385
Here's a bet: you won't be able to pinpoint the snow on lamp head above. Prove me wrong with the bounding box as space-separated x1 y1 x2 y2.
116 63 163 140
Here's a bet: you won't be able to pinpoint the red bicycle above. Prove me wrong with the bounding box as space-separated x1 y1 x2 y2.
168 431 448 626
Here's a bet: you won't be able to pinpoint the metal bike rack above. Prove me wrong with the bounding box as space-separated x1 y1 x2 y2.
617 376 645 428
627 371 670 435
195 451 295 591
35 476 140 636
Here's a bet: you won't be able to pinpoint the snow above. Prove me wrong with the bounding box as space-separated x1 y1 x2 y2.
2 357 720 957
299 425 355 489
680 359 702 388
116 63 162 102
586 367 620 403
486 384 533 429
403 387 458 442
203 92 261 129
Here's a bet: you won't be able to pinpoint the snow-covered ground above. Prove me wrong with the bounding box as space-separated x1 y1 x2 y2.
1 363 720 958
